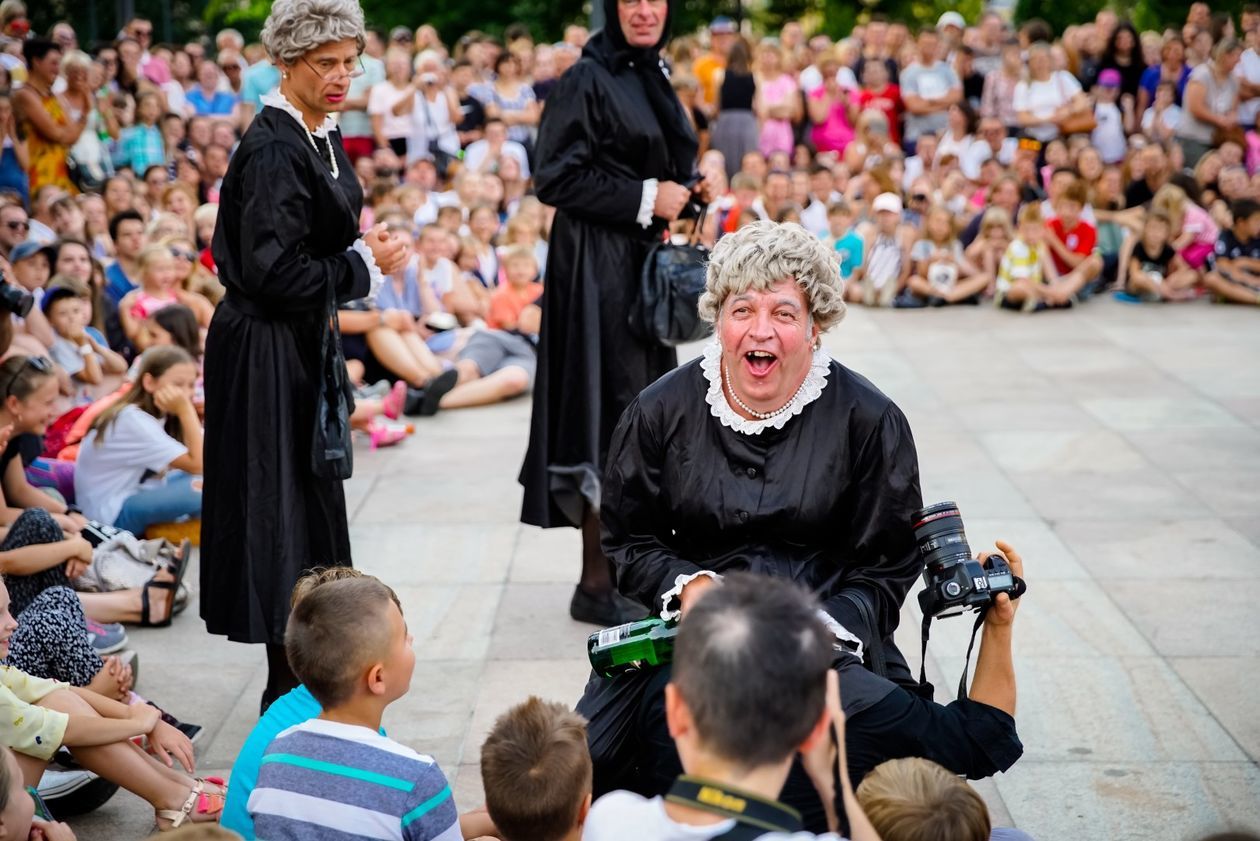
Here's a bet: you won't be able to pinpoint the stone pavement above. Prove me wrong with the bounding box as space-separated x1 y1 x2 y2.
77 298 1260 840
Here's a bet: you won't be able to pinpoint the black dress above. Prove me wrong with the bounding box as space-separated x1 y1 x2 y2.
580 356 1023 830
201 106 370 645
518 22 697 529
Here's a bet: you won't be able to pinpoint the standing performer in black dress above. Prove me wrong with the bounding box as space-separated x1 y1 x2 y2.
520 0 713 626
201 0 406 711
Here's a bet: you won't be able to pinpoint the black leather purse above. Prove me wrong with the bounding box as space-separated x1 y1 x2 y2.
630 205 713 347
310 281 354 480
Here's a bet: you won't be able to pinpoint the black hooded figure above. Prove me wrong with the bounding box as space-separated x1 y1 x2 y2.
518 0 699 624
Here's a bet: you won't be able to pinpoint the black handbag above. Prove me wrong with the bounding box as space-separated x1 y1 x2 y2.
310 281 354 480
630 205 713 347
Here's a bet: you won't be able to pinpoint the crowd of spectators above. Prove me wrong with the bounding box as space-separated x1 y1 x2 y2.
0 0 1255 836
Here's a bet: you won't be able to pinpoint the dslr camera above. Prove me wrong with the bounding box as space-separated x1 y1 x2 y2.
0 271 33 318
912 501 1020 619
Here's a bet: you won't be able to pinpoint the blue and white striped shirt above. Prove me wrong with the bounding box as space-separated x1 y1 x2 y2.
248 719 461 841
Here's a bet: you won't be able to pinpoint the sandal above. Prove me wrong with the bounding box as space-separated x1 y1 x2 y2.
139 578 176 628
156 776 225 830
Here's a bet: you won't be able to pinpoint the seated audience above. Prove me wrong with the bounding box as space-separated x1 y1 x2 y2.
1203 198 1260 304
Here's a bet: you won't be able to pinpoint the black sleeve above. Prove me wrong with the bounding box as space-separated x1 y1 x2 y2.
845 689 1024 786
602 397 706 612
532 64 646 225
821 403 925 649
232 142 370 311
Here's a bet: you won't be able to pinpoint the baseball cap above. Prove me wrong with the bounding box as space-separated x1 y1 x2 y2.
873 193 903 215
1098 68 1122 87
41 279 88 313
937 11 966 30
709 16 737 34
8 240 54 265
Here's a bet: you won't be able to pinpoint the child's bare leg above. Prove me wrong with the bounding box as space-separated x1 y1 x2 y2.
1204 271 1260 304
440 365 531 410
907 275 933 298
950 273 991 300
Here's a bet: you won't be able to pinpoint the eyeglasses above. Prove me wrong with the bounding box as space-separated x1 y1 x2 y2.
4 221 28 231
170 248 197 260
133 28 152 37
300 55 366 81
4 356 52 399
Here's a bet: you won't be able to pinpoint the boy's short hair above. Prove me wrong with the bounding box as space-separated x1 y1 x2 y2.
481 697 592 841
672 574 832 769
1231 198 1260 222
1017 202 1042 227
1145 209 1172 229
42 275 91 314
827 200 853 217
730 172 763 193
856 758 991 841
1057 179 1089 208
284 576 401 709
290 566 365 609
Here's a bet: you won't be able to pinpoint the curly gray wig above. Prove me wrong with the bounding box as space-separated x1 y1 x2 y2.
260 0 366 67
698 220 847 332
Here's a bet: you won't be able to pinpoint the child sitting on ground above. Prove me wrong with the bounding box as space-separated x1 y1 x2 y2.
903 204 991 306
852 192 912 307
0 744 78 841
1126 211 1201 301
825 200 864 283
0 577 223 830
1042 178 1106 305
480 697 591 841
43 278 128 395
118 245 207 350
486 245 542 333
996 203 1053 312
74 346 203 544
246 574 478 840
1203 198 1260 305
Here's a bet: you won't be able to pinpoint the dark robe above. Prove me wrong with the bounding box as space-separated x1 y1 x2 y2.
201 106 370 645
579 357 1023 830
602 357 924 660
518 21 698 529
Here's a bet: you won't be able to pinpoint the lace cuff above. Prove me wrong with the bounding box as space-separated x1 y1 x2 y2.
816 609 865 660
637 179 659 229
349 239 386 304
660 570 721 622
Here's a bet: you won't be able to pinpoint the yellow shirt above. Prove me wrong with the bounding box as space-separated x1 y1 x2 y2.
0 666 70 761
693 53 726 110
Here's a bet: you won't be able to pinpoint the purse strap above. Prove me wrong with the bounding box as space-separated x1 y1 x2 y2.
686 203 710 247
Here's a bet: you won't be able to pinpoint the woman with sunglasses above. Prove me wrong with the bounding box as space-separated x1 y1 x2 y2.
202 0 407 713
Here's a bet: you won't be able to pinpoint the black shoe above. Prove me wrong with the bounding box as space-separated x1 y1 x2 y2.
177 722 204 744
404 369 459 417
569 586 646 626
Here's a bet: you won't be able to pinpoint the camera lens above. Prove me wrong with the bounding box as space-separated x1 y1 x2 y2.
911 501 973 573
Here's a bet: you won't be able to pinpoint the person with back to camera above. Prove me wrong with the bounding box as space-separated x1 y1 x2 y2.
200 0 409 714
584 221 1026 830
518 0 716 628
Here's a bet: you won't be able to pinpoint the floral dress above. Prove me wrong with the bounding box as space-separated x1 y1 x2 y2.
21 90 76 194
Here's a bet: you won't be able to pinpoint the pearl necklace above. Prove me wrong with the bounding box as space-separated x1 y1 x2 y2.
303 127 339 179
723 362 808 421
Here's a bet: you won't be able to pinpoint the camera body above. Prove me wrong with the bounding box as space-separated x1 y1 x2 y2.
0 271 33 318
913 501 1019 619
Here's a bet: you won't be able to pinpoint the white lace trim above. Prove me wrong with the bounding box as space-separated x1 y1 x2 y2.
261 91 338 138
637 178 659 229
816 609 865 660
348 239 386 304
660 570 721 622
700 340 831 436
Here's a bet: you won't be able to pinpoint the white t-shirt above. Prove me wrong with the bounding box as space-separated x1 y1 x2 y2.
961 137 1016 180
1091 101 1127 164
422 257 458 298
583 791 847 841
367 81 416 141
1012 71 1081 142
74 406 188 526
1141 105 1182 135
462 139 531 179
1236 48 1260 126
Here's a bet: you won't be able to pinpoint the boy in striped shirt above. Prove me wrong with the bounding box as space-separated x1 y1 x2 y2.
247 576 461 841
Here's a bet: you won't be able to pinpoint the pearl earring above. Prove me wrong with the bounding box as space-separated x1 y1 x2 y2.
282 71 289 79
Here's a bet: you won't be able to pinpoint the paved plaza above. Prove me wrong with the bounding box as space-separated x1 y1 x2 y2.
80 298 1260 840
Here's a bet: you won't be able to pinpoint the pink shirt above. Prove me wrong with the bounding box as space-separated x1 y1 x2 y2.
808 88 854 154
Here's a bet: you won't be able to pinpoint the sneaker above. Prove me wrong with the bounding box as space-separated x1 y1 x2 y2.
86 620 128 655
403 369 459 417
38 765 119 817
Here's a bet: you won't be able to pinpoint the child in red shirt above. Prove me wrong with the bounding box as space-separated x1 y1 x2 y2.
487 246 543 332
1042 179 1105 305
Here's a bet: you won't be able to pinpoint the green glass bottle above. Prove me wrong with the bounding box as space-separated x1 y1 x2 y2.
587 617 678 678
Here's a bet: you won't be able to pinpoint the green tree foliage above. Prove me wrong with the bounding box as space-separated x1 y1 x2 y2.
1013 0 1244 33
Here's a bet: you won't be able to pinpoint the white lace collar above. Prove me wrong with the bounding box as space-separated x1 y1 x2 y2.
261 91 338 138
700 340 831 436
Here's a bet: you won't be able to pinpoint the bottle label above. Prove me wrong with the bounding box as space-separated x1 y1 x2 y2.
597 622 637 648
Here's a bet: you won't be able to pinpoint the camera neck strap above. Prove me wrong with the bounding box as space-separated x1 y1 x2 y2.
665 776 803 839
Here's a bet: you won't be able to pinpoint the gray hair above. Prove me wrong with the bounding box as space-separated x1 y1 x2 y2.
260 0 366 67
698 220 846 332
